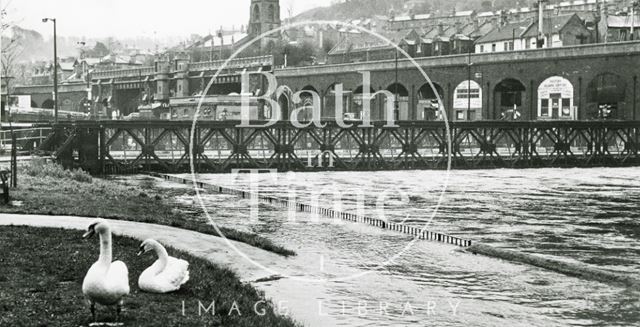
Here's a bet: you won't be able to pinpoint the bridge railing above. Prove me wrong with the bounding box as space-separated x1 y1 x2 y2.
187 55 274 72
92 66 155 80
40 120 640 174
90 55 275 80
0 126 53 152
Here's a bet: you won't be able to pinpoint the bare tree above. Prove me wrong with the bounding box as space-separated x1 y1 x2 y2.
1 0 24 105
2 36 23 79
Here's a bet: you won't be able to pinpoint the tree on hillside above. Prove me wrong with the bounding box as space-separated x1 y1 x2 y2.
88 42 110 57
283 41 316 66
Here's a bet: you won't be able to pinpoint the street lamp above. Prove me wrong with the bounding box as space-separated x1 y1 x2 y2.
632 0 640 41
42 17 58 123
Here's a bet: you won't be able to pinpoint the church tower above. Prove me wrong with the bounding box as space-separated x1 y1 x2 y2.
248 0 281 48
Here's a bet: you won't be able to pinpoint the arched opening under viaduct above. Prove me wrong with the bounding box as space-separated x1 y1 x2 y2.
297 85 319 120
586 73 626 119
453 80 483 121
385 83 409 121
322 84 351 121
352 85 376 121
41 99 54 109
494 78 526 120
417 83 444 121
277 93 290 121
537 76 575 120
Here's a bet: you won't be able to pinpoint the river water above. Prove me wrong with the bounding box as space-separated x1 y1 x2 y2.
156 168 639 326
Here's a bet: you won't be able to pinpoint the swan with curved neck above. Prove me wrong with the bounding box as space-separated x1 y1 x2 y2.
82 219 130 322
137 239 189 293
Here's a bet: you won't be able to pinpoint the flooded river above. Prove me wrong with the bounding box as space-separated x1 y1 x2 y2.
154 168 639 326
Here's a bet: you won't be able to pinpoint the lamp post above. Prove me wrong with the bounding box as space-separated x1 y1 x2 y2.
467 50 473 121
632 0 640 41
42 17 58 123
394 49 399 122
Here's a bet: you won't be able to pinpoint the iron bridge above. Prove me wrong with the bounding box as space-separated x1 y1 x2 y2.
40 120 640 174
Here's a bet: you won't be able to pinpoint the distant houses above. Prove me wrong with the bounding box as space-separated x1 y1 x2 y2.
475 14 592 53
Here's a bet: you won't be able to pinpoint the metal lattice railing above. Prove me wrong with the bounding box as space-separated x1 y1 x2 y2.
40 120 640 174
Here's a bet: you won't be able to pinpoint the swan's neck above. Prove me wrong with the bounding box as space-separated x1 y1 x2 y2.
98 230 112 265
154 243 169 272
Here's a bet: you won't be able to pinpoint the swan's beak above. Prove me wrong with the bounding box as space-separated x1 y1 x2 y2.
82 229 95 239
137 246 145 256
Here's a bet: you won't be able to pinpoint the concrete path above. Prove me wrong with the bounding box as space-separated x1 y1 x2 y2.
0 213 288 282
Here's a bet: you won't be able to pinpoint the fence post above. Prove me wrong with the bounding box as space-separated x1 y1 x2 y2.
99 125 106 175
11 130 17 187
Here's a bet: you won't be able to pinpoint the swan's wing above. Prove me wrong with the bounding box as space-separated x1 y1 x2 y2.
107 260 130 297
156 257 190 291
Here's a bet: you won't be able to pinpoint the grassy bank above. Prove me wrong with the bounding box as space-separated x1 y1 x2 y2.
0 226 298 326
0 160 295 256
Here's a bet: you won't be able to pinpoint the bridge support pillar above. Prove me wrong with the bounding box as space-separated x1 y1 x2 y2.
78 128 100 174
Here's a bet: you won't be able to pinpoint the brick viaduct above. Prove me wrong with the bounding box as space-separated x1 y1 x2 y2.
274 41 640 121
14 42 640 122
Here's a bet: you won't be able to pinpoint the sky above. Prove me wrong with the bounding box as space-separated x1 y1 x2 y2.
2 0 335 39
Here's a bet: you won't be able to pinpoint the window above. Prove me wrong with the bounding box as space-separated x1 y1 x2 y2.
480 45 484 52
562 99 571 116
253 4 260 20
456 111 464 120
504 42 509 50
492 43 496 52
525 39 531 49
456 88 480 99
268 4 275 21
508 41 514 51
541 99 549 116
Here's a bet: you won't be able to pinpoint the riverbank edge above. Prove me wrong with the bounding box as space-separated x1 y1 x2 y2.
0 162 295 257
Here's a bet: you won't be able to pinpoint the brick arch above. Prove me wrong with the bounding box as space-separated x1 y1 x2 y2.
385 83 409 96
535 75 576 120
41 99 54 109
415 82 446 121
586 72 626 119
493 78 527 120
277 93 290 121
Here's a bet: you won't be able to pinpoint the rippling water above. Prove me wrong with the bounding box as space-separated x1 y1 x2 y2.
150 168 639 326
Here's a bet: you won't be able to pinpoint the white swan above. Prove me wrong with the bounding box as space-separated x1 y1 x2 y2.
137 239 189 293
81 219 130 322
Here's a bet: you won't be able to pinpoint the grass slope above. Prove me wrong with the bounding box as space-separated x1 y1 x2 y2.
0 226 298 326
0 161 294 257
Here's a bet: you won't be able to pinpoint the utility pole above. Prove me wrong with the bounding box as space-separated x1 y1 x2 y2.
218 27 224 60
43 18 58 123
467 50 472 121
632 0 639 41
537 0 547 48
394 49 399 121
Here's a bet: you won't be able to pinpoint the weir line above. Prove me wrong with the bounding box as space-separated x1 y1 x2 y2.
146 173 473 248
144 173 640 287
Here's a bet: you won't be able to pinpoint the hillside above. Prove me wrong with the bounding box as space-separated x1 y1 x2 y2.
292 0 573 22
